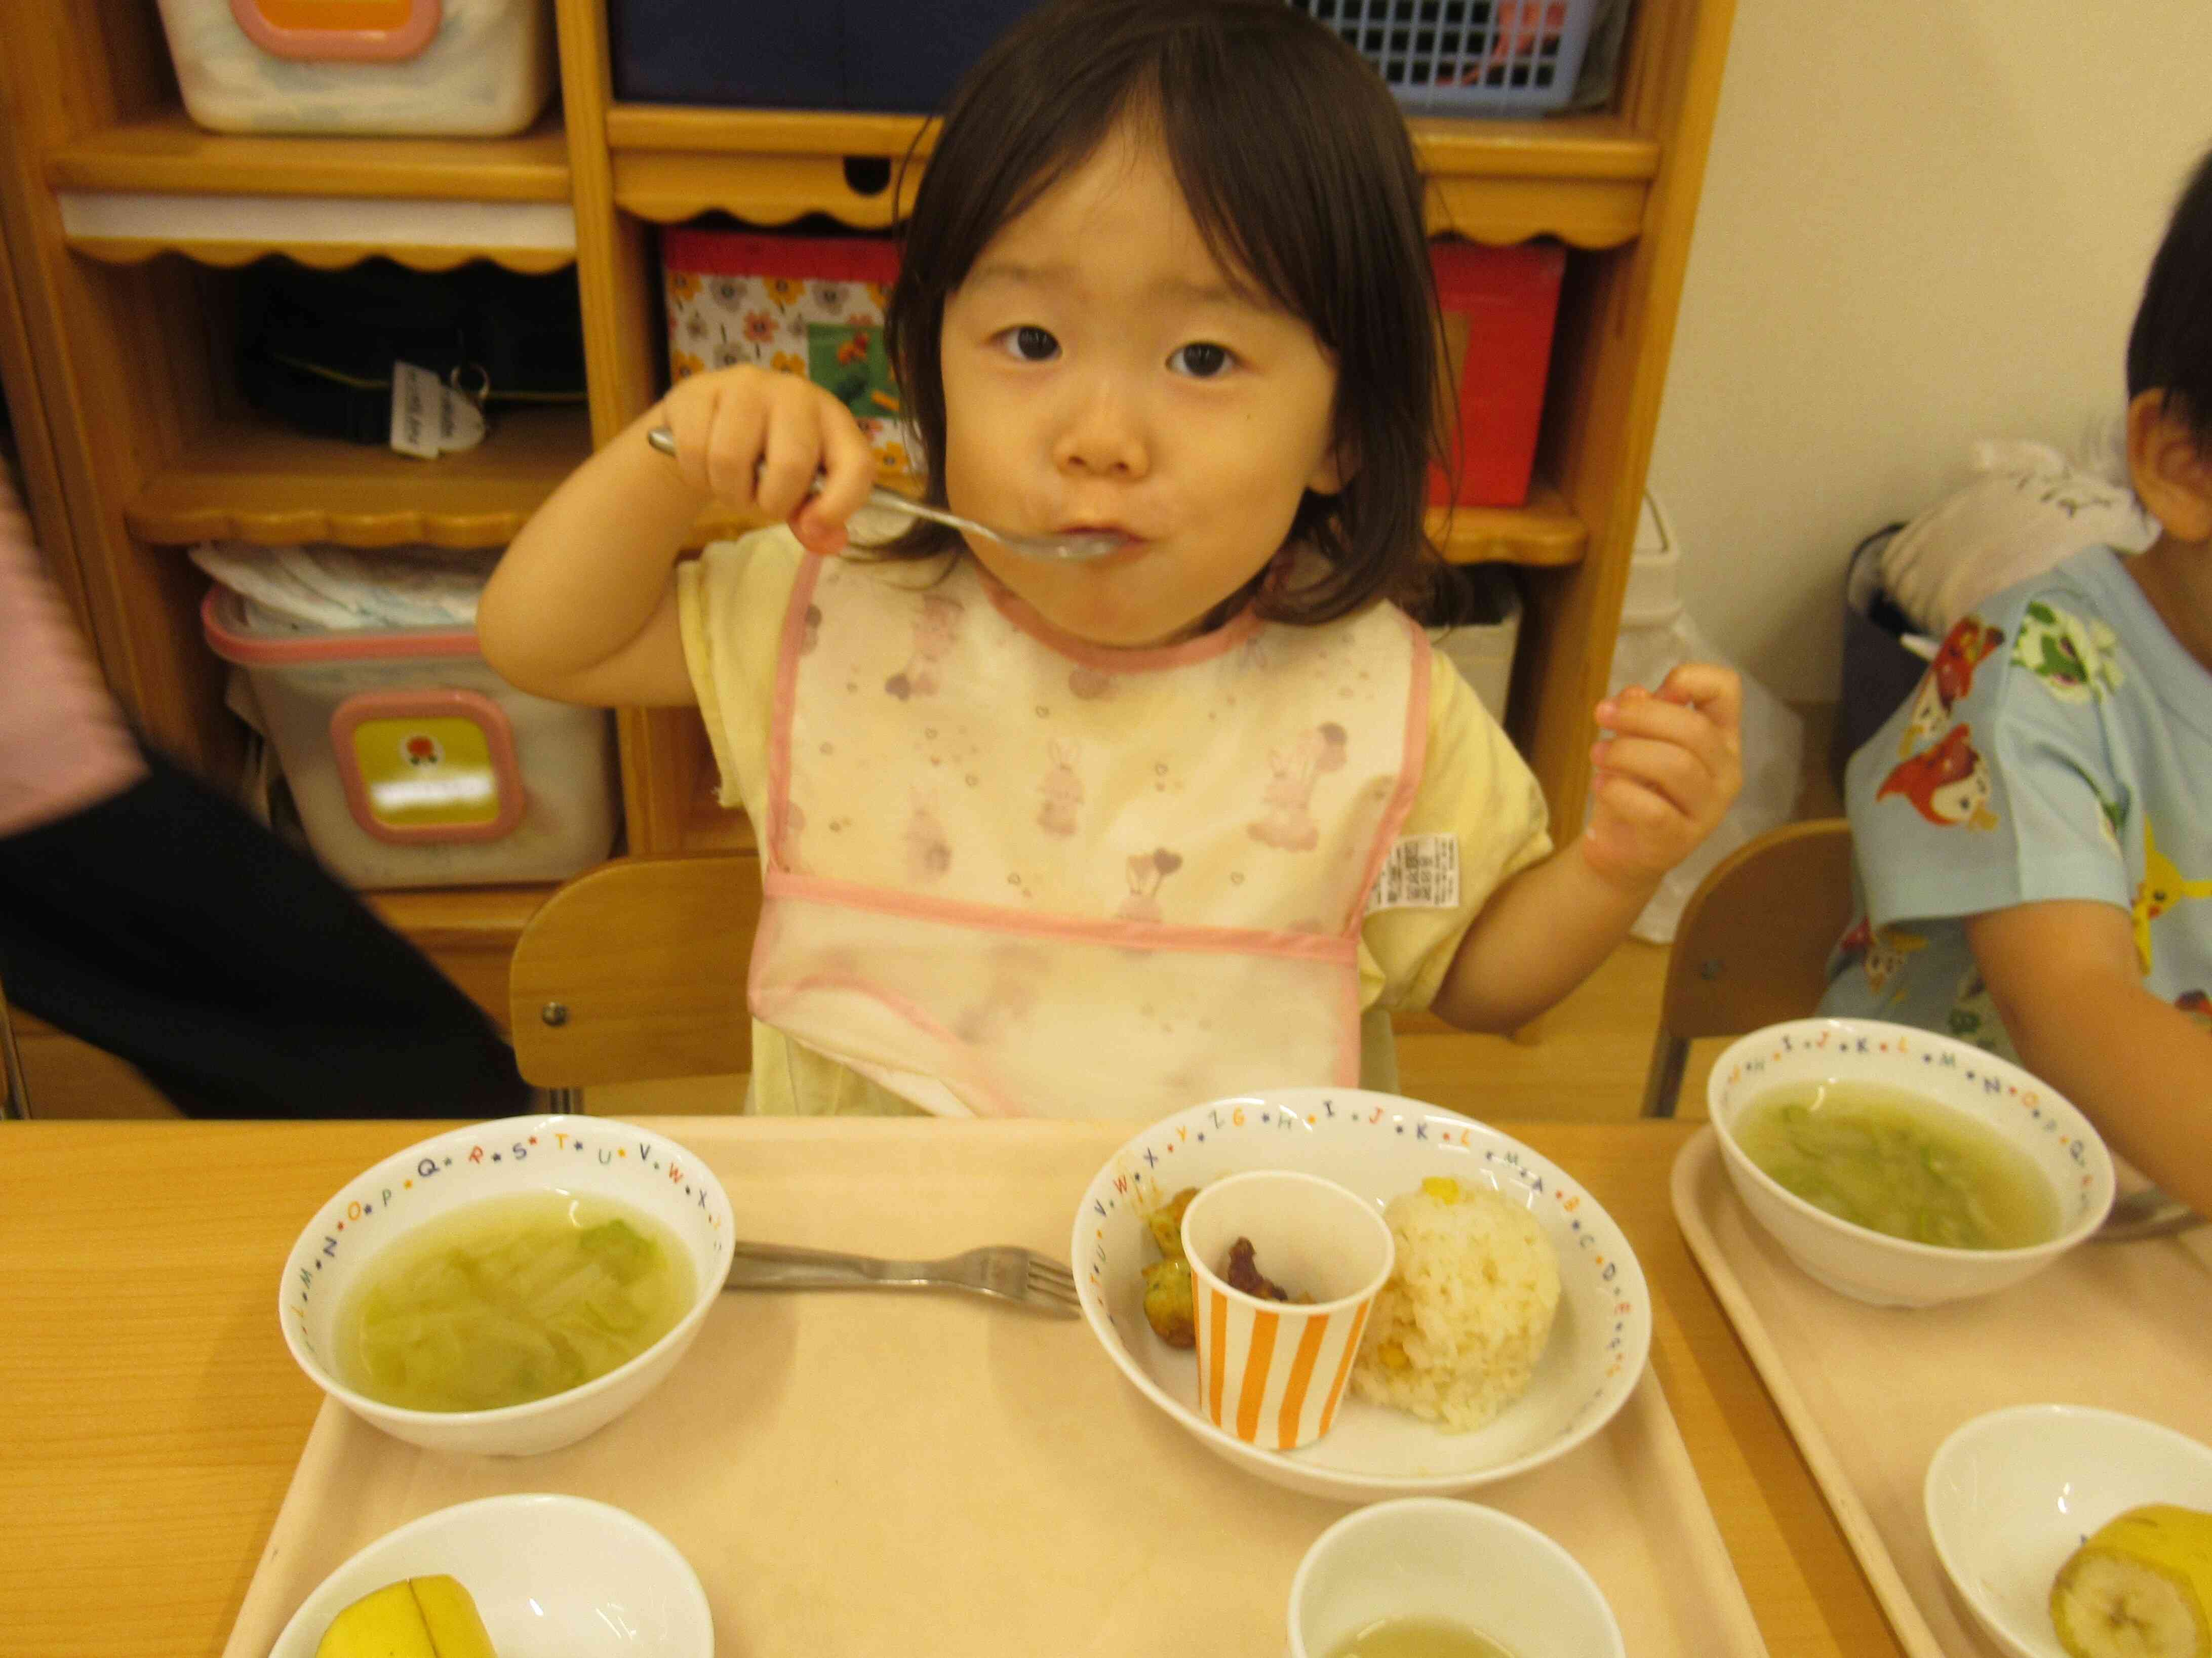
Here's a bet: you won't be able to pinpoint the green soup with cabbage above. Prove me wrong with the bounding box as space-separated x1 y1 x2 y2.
333 1190 693 1412
1733 1082 2059 1250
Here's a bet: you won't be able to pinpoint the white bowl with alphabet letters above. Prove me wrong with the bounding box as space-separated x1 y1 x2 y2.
279 1114 732 1456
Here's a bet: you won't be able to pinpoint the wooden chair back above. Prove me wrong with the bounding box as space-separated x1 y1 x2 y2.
1641 819 1855 1118
508 855 762 1108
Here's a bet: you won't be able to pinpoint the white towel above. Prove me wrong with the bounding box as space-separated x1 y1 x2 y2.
190 541 491 631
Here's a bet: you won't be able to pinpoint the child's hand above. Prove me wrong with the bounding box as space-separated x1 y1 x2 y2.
656 366 876 557
1583 662 1744 892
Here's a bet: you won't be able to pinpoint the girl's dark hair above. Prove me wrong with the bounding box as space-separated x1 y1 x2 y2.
881 0 1445 624
2127 144 2212 450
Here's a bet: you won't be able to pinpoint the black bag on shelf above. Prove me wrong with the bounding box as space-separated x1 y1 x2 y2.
237 259 586 447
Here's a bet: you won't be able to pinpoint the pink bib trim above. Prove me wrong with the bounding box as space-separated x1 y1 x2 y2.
761 868 1360 963
765 554 826 870
1342 614 1433 933
976 564 1266 672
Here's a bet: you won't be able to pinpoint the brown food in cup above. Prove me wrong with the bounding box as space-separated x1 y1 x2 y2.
1223 1236 1311 1303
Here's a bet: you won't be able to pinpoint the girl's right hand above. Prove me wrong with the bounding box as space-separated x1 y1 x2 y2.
655 366 877 557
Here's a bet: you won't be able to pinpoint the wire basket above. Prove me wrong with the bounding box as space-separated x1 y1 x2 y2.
1290 0 1600 116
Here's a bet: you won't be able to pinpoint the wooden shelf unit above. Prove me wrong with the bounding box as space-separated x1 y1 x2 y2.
128 400 591 549
0 0 1736 990
46 109 574 201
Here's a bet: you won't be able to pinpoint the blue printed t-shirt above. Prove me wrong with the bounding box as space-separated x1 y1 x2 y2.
1818 545 2212 1054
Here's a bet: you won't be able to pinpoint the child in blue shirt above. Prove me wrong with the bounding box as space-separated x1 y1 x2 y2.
1821 147 2212 1222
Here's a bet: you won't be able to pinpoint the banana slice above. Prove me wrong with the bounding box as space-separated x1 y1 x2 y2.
2051 1504 2212 1658
314 1574 498 1658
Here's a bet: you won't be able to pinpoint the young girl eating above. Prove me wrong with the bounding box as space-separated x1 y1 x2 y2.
479 0 1743 1118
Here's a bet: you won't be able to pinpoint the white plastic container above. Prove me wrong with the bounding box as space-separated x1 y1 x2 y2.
1603 491 1805 943
154 0 555 136
203 588 616 890
1424 563 1521 727
1622 490 1684 627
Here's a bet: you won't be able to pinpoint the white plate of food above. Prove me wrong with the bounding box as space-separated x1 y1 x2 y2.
267 1492 713 1657
1070 1088 1651 1503
1924 1404 2212 1658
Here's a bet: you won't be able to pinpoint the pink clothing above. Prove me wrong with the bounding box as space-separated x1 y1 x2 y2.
0 468 144 836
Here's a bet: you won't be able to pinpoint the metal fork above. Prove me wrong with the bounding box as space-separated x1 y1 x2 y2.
2091 1188 2205 1243
645 427 1122 563
720 1240 1082 1318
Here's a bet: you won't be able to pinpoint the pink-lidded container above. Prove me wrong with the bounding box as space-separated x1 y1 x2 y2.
201 586 616 890
153 0 555 137
1184 1171 1394 1452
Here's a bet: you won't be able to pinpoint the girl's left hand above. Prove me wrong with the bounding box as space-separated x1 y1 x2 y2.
1583 662 1744 892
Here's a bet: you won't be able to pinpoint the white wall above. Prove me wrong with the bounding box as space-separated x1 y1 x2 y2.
1646 0 2212 702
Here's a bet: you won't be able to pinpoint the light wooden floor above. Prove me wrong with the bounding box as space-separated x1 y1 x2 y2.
12 709 1840 1126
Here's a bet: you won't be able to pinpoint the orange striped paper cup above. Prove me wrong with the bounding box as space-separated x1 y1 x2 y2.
1183 1171 1394 1452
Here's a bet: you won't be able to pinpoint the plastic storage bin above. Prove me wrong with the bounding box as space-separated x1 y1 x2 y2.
1429 239 1566 508
1291 0 1600 115
202 589 617 890
663 228 919 479
610 0 1039 110
1423 564 1521 726
153 0 555 136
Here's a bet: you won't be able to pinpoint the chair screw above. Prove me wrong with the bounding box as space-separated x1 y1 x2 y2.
541 1002 569 1027
1698 959 1723 982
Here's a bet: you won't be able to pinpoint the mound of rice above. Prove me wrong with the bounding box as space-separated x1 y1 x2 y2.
1350 1176 1561 1433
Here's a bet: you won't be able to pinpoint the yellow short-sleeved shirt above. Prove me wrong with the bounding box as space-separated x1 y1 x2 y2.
677 529 1553 1115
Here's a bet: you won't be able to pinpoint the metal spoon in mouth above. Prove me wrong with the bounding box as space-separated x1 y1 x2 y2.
645 427 1123 563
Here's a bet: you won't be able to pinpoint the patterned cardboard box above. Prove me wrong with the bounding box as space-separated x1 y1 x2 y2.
662 228 917 480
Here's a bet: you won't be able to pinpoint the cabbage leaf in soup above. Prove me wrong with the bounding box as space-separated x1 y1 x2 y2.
1733 1082 2058 1250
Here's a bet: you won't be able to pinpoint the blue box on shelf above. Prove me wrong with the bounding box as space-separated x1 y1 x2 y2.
609 0 1044 111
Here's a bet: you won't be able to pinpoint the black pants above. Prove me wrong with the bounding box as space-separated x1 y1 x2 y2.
0 748 530 1117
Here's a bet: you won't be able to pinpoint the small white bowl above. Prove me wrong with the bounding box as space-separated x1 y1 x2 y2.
1707 1019 2115 1307
1925 1404 2212 1658
267 1493 713 1658
280 1114 732 1455
1073 1088 1651 1503
1288 1497 1624 1658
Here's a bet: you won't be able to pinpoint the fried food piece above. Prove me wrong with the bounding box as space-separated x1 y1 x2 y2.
1223 1236 1301 1302
1139 1187 1201 1347
1140 1257 1196 1348
1146 1187 1198 1262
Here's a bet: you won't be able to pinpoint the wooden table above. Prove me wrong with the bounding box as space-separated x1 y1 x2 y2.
0 1118 1906 1658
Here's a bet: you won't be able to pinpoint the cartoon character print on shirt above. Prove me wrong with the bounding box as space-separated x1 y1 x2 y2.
799 602 821 656
1068 665 1114 701
1877 723 1999 831
2010 599 2124 704
885 592 963 701
2132 816 2212 975
1036 738 1083 837
1116 848 1183 922
1837 917 1931 999
1898 617 2004 756
1247 722 1350 852
1858 924 1928 999
903 790 952 885
1946 966 2005 1053
2090 779 2132 848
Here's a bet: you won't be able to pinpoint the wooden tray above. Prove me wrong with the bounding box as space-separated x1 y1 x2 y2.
222 1119 1770 1657
1672 1125 2212 1658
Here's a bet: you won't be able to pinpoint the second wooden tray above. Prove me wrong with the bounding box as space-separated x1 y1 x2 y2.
1672 1125 2212 1658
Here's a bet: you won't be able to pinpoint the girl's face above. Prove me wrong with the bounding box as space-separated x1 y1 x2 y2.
937 118 1347 649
